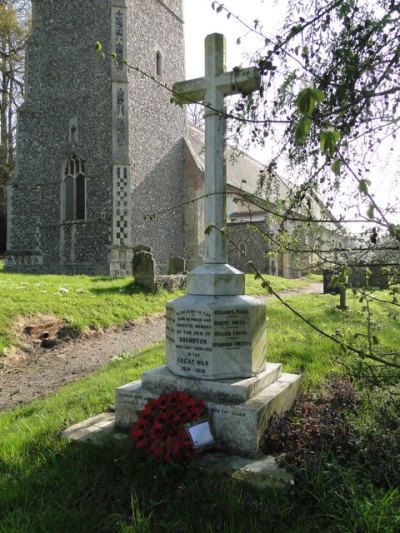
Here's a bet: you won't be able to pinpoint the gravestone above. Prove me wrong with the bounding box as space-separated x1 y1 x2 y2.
132 244 151 254
132 250 155 291
168 256 186 275
323 269 340 294
348 264 389 289
115 34 301 457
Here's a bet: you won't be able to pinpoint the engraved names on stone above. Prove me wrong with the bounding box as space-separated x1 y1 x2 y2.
166 306 251 377
166 308 211 376
213 309 249 349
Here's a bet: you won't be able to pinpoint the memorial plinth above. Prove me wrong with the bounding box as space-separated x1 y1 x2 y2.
166 265 266 380
115 363 301 457
115 263 301 458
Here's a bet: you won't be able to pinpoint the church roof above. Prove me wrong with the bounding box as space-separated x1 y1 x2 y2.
185 122 343 231
185 123 290 200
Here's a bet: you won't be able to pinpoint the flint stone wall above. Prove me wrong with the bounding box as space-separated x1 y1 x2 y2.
127 0 186 273
6 0 186 275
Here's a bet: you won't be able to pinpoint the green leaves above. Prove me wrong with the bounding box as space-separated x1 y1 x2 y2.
388 224 399 239
211 2 224 13
296 88 324 116
261 279 273 294
204 224 213 236
366 204 375 219
294 88 324 145
295 116 311 143
170 95 186 108
294 88 342 159
95 41 103 52
358 179 371 196
330 159 341 176
320 129 340 156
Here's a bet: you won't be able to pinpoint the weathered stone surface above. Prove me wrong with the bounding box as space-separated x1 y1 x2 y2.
196 452 293 491
156 274 186 292
61 412 115 444
6 0 185 276
141 364 282 403
168 256 185 275
166 293 266 380
132 244 151 254
115 372 301 457
132 251 156 290
113 32 301 459
62 414 293 490
187 263 245 296
189 254 204 270
349 264 389 289
173 33 260 266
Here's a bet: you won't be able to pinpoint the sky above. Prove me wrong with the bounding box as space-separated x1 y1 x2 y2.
182 0 287 80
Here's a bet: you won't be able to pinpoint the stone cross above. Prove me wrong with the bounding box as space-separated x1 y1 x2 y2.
173 33 261 264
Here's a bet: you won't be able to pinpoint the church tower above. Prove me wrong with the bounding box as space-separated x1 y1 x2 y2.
6 0 185 275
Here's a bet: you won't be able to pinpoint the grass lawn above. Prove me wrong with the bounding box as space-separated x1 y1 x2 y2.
244 272 316 295
1 280 400 531
0 271 183 354
0 267 318 355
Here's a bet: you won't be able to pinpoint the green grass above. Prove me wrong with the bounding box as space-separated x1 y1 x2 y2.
1 285 400 531
0 270 313 355
1 341 399 531
0 343 166 532
1 269 399 531
0 272 183 354
267 289 400 386
245 273 315 295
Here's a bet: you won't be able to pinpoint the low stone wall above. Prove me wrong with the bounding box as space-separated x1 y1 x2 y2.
156 274 186 292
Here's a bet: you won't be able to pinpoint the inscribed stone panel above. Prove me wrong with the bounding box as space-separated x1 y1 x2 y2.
111 6 127 77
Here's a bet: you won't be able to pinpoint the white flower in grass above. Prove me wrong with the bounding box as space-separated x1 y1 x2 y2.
57 287 69 295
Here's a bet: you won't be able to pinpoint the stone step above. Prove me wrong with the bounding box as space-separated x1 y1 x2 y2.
61 419 293 492
205 372 301 457
140 362 282 404
61 412 115 444
115 369 301 458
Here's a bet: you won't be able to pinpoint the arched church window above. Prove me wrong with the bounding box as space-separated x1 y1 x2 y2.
156 51 163 77
63 155 86 221
238 242 247 257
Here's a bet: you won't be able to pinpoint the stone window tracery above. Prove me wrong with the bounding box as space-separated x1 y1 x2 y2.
63 155 86 221
116 11 123 37
156 51 163 77
117 88 125 115
116 43 124 69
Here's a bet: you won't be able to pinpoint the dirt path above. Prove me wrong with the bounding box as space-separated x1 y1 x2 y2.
0 283 322 411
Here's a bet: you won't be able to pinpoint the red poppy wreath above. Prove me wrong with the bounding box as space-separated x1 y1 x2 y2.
130 391 208 462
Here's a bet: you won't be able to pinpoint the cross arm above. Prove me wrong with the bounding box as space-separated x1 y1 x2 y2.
218 66 261 97
172 77 207 105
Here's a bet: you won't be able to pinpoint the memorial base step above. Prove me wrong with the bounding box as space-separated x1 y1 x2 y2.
142 363 283 403
115 365 301 458
61 417 294 491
